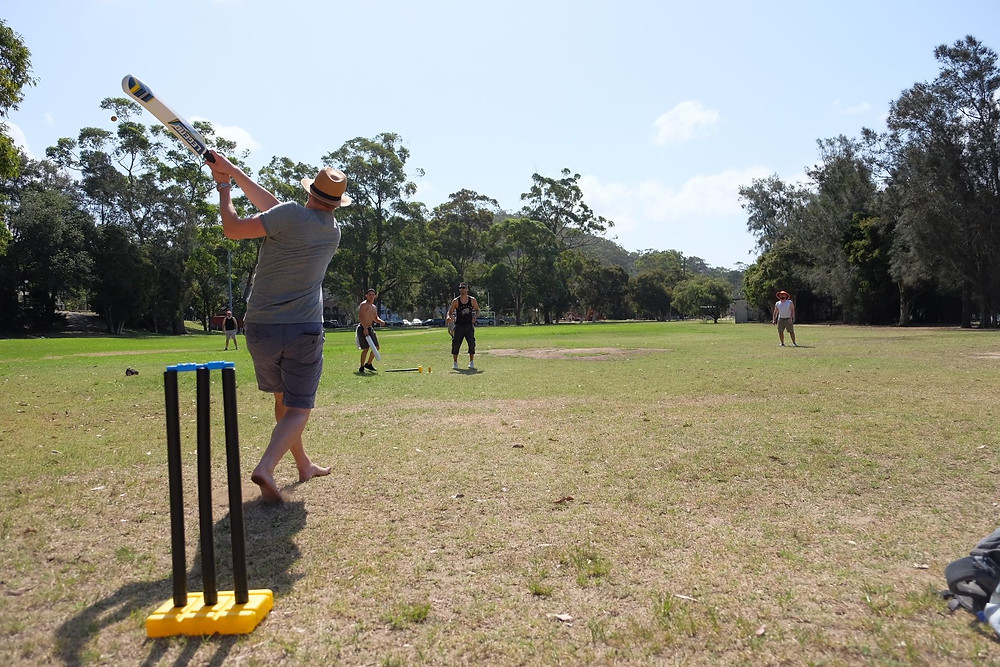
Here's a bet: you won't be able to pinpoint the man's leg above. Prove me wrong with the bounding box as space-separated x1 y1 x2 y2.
251 394 329 503
271 397 331 482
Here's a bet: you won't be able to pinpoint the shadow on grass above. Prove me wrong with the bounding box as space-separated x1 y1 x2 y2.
54 499 306 666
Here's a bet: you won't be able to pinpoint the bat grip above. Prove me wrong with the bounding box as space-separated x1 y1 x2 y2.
203 152 216 163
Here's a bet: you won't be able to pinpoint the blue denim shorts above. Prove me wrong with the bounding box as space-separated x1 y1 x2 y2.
245 322 324 409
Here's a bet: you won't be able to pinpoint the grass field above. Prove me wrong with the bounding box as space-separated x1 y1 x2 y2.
2 320 1000 665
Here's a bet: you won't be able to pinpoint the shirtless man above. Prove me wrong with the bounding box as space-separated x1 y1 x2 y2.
357 288 386 372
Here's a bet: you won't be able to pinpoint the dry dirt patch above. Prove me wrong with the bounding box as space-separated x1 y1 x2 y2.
43 349 190 360
488 347 665 360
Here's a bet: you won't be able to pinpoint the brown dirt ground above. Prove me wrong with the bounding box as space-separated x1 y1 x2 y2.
488 347 667 360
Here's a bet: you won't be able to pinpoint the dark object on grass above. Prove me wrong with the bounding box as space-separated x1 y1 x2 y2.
942 526 1000 618
126 367 140 376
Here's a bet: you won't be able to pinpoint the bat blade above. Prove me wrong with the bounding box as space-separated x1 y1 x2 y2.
121 75 214 162
365 335 382 361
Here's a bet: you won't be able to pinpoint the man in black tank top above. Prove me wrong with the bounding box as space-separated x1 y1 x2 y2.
446 282 480 370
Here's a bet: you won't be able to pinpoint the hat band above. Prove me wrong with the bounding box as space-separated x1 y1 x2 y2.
310 183 342 201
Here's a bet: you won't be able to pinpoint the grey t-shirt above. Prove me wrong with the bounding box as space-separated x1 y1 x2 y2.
245 201 341 325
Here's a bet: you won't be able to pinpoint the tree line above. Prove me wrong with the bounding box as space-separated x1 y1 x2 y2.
20 29 996 332
740 35 1000 327
0 21 739 335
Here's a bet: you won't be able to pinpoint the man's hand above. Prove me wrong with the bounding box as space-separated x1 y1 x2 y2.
206 151 241 177
206 152 236 187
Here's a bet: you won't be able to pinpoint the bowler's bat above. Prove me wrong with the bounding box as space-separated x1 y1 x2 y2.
121 75 215 162
365 336 382 361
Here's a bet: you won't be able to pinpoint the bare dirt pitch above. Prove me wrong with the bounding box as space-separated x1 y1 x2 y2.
488 347 667 360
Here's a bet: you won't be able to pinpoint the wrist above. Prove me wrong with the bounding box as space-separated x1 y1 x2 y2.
216 182 231 191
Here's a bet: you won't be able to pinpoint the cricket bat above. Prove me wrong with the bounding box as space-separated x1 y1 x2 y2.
365 336 382 361
121 75 215 162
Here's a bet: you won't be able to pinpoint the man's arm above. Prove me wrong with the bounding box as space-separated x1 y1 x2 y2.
446 299 457 319
772 304 778 324
789 301 796 322
216 186 266 240
207 151 278 240
208 151 280 212
471 297 480 323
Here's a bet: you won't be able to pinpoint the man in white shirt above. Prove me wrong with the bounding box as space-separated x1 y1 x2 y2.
772 290 797 347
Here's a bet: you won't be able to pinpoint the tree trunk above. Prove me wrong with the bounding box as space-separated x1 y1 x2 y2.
897 283 912 326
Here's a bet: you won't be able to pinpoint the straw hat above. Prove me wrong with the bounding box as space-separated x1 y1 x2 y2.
301 167 351 207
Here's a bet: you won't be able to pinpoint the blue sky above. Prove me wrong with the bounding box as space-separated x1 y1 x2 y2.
5 0 1000 268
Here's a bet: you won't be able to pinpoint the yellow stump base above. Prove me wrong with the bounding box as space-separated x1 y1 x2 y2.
146 589 273 637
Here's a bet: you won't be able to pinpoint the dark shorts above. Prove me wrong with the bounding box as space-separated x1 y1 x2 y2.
245 322 324 409
356 325 379 349
451 323 476 355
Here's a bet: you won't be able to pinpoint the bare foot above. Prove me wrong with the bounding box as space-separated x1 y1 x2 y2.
298 463 332 482
251 469 284 503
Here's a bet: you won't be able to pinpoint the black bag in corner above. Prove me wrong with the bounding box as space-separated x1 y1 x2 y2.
943 527 1000 617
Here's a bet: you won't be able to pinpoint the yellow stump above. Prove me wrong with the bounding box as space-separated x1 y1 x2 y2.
146 589 273 637
418 365 423 373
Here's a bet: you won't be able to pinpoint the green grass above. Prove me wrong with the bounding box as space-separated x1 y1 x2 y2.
2 320 999 664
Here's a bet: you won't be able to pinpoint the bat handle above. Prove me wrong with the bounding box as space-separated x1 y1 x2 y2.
203 152 216 164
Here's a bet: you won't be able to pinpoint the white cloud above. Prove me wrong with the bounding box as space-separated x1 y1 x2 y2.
652 101 720 146
578 166 772 265
581 167 771 226
4 121 32 158
413 175 436 202
192 117 261 152
834 100 872 115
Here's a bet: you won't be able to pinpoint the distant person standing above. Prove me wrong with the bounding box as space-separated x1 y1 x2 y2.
223 310 239 350
773 290 798 347
447 282 480 370
357 288 385 372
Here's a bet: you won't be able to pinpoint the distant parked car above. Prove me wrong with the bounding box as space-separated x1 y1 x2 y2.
408 318 423 326
323 320 340 329
425 318 446 327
